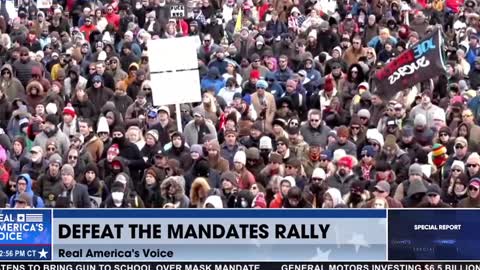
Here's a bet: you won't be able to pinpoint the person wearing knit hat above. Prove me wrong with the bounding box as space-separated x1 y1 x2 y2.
49 153 63 165
357 109 371 127
329 155 358 195
328 125 357 156
190 144 204 160
414 114 427 127
311 168 326 181
431 143 448 168
146 130 159 143
269 152 283 164
466 153 480 177
256 80 268 89
361 145 376 158
451 160 465 174
233 151 246 166
97 116 110 135
63 104 76 119
409 163 423 177
259 136 273 150
107 144 120 161
250 70 260 81
46 103 58 115
61 164 75 177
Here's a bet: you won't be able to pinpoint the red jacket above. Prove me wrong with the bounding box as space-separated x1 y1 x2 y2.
105 13 120 29
80 24 97 42
269 192 284 208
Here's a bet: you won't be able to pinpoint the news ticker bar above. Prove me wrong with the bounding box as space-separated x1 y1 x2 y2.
2 209 480 261
0 262 479 270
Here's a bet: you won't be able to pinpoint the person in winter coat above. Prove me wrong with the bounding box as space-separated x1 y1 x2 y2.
322 188 346 208
13 47 42 88
0 64 25 102
64 65 87 99
110 81 133 116
9 136 29 176
33 114 70 157
30 65 51 93
458 178 480 208
107 56 128 84
417 184 451 208
87 75 114 110
78 163 109 208
138 167 164 208
25 81 46 114
232 151 256 190
394 164 430 202
78 118 104 163
364 180 403 208
125 92 149 127
160 176 190 208
190 177 211 208
283 186 312 208
300 109 332 146
184 110 218 147
165 132 193 172
110 125 146 184
71 87 97 122
376 135 411 181
206 140 229 173
8 173 45 208
326 155 359 196
36 154 63 207
269 176 295 208
100 181 131 208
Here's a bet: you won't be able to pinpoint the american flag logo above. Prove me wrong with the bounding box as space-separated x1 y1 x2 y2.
25 214 43 223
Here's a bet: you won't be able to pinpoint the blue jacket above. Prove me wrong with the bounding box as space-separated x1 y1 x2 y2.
9 174 45 208
201 78 225 94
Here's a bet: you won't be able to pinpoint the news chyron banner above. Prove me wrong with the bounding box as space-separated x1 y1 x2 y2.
0 209 51 260
52 209 386 261
389 210 479 260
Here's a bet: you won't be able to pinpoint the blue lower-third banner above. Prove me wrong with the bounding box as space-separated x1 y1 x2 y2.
0 209 52 260
52 209 387 261
388 209 480 260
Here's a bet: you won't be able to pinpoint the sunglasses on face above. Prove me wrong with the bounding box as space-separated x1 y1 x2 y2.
455 144 465 149
467 164 479 168
47 147 56 151
374 188 385 193
440 133 449 137
452 169 462 173
427 194 438 197
312 178 323 182
469 186 479 191
351 126 360 130
68 155 78 160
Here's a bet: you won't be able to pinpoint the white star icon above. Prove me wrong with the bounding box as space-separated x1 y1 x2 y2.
347 232 370 253
38 248 48 259
309 248 331 261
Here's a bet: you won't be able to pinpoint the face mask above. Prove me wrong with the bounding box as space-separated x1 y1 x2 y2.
111 192 124 205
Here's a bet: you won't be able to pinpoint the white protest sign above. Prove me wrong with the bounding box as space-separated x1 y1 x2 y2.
147 36 201 107
169 4 185 18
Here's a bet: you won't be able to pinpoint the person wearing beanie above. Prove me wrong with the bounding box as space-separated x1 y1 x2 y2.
56 164 91 208
276 136 294 163
417 184 451 208
79 163 109 208
245 147 265 178
141 129 161 164
354 145 376 181
205 140 229 174
436 126 454 155
393 163 429 202
430 143 449 186
465 152 480 179
251 78 276 133
377 134 411 181
327 155 359 196
344 180 370 208
220 170 238 206
86 72 114 110
284 186 312 208
327 125 357 156
111 80 134 116
304 167 329 208
33 113 70 157
232 151 256 190
190 144 204 161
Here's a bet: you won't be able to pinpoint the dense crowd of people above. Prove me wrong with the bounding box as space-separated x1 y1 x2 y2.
0 0 480 209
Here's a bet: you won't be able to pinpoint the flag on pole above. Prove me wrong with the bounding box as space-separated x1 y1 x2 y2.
373 26 447 100
234 9 243 33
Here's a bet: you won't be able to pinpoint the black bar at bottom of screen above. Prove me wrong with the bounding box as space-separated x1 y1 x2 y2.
1 262 480 270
